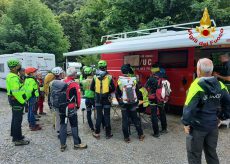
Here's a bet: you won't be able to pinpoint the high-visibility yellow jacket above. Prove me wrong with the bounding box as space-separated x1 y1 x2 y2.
6 72 26 104
24 77 39 100
139 87 150 107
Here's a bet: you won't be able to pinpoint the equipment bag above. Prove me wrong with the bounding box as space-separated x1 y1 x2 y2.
50 80 73 111
156 78 172 103
119 76 137 104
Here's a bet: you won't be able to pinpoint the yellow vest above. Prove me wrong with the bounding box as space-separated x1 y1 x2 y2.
139 87 149 107
95 75 111 94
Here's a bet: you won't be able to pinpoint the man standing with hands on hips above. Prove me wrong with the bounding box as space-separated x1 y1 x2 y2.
182 58 230 164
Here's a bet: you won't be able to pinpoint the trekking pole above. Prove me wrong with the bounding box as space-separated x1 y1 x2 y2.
65 106 68 124
82 108 85 124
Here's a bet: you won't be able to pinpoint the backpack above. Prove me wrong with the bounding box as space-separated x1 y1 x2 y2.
50 80 73 111
44 73 55 96
156 78 172 103
118 76 137 104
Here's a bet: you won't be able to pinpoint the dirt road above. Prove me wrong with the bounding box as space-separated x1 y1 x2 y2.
0 91 229 164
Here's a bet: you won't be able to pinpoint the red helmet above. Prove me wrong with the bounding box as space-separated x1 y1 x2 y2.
25 67 37 74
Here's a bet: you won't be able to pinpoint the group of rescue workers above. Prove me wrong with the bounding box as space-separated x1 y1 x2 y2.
5 53 230 161
7 62 47 146
6 58 170 151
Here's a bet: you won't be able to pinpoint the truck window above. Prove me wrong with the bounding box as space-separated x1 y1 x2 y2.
124 55 140 67
0 63 4 72
158 50 188 68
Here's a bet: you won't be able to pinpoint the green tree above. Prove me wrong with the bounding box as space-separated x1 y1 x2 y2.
0 0 70 62
57 12 82 51
191 0 230 26
0 0 12 17
41 0 85 14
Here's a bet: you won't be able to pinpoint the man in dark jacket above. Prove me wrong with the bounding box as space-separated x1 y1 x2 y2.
90 60 115 139
145 64 168 138
213 53 230 90
182 58 230 164
116 64 145 143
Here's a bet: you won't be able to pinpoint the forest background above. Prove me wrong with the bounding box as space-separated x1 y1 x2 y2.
0 0 229 65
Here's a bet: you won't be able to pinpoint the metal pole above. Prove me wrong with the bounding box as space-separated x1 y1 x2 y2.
66 57 68 71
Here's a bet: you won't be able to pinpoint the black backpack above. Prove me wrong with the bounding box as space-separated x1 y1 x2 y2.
50 80 70 111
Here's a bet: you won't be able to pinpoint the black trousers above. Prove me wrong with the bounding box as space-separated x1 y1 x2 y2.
59 109 81 145
186 128 219 164
95 104 111 136
85 98 95 130
9 97 24 141
150 104 167 134
121 105 143 139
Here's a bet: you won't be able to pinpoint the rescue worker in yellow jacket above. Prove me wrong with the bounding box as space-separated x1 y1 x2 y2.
91 60 115 139
6 59 30 146
24 67 41 131
137 82 150 113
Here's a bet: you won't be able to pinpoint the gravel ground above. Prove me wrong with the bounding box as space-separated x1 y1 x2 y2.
0 91 229 164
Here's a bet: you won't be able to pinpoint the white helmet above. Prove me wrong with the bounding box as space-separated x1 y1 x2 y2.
51 67 64 75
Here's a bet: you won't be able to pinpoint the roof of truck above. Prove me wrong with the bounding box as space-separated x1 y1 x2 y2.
64 22 230 57
0 53 55 57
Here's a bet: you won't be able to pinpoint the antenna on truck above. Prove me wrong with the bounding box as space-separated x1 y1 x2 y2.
101 20 216 43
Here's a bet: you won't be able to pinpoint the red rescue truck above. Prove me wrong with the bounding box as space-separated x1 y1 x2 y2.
64 21 230 108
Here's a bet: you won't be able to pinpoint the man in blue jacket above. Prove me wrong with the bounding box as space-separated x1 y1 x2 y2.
182 58 230 164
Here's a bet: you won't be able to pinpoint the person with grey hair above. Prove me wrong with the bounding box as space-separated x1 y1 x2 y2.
213 52 230 90
182 58 230 164
58 67 87 152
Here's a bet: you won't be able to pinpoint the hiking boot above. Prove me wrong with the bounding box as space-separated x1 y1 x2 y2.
74 143 87 150
60 144 67 152
29 124 40 128
39 112 46 115
30 125 42 131
124 138 131 143
35 115 41 118
35 118 40 121
152 133 160 138
139 135 145 141
12 136 25 142
91 128 95 133
160 129 168 134
14 139 30 146
106 134 113 139
92 132 100 139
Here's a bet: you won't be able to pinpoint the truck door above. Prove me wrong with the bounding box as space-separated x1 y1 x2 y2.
158 48 194 106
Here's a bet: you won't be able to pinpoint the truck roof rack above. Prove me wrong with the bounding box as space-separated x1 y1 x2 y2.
101 20 216 43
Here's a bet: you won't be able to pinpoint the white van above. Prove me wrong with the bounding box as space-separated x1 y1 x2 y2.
0 52 56 89
67 62 82 75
